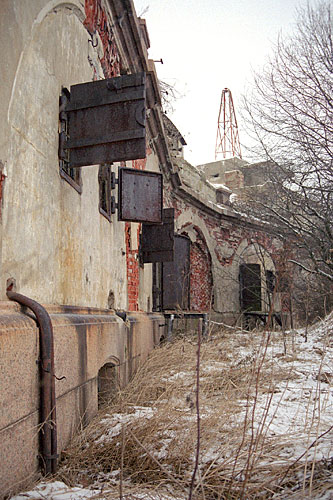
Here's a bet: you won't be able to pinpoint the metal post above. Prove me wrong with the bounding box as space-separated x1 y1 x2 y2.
202 313 208 338
167 314 174 342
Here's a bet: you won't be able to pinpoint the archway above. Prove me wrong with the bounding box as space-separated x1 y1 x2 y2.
189 232 213 311
98 361 119 409
179 224 213 311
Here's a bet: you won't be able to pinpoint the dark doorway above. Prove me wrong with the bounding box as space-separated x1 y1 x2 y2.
98 363 118 409
162 235 190 310
240 263 262 311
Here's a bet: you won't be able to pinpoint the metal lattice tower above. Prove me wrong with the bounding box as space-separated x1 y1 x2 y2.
215 88 242 160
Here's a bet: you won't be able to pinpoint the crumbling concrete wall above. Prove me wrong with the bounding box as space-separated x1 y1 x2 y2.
1 1 125 307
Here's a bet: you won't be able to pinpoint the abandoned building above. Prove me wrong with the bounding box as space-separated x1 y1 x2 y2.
0 0 291 496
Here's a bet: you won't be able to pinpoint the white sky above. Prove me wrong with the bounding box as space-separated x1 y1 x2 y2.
133 0 312 165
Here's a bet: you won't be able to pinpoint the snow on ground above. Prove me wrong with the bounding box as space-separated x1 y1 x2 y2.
10 481 181 500
10 481 104 500
95 406 155 444
11 314 333 499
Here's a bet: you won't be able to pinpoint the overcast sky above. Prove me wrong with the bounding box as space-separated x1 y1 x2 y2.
133 0 312 166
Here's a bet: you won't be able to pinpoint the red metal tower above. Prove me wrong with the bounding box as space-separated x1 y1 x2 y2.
215 88 242 160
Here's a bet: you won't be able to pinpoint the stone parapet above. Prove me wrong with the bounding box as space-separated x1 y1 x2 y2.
0 302 164 498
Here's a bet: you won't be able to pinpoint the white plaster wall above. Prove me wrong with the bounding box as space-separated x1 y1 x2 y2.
0 1 139 308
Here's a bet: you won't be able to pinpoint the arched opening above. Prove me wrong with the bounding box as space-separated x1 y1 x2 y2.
190 237 213 311
235 241 282 329
98 362 118 409
162 234 191 310
238 242 277 314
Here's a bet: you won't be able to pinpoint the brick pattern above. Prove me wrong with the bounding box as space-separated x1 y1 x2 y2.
169 192 283 267
190 241 212 311
125 223 140 311
132 158 146 171
83 0 120 78
225 170 244 191
163 184 290 311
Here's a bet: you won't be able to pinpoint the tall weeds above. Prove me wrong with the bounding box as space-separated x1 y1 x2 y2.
57 324 333 499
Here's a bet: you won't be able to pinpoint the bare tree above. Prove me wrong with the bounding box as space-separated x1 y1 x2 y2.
242 1 333 295
159 79 186 114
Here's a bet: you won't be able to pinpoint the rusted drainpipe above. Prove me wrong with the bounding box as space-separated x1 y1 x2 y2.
6 279 57 475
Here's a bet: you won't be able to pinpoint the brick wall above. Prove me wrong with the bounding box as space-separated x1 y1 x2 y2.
83 0 120 78
190 241 212 311
125 223 140 311
164 185 288 314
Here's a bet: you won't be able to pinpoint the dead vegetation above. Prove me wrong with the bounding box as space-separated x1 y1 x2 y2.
56 324 333 499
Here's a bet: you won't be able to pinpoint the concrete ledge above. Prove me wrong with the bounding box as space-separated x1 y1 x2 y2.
0 302 164 498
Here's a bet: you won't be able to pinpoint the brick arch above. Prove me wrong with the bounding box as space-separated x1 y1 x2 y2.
179 225 213 312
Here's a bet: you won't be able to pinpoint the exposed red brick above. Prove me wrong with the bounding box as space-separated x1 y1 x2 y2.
83 0 120 78
190 241 212 311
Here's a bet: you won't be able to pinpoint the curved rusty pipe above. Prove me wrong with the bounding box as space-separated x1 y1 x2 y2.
6 280 57 475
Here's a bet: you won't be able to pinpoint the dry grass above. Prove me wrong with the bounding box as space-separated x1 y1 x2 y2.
56 327 333 499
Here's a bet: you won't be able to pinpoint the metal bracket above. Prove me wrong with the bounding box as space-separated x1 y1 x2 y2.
110 171 118 215
58 88 70 169
111 171 118 190
111 196 118 215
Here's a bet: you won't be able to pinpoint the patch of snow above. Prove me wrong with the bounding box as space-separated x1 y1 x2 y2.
10 481 106 500
96 406 155 443
162 371 190 382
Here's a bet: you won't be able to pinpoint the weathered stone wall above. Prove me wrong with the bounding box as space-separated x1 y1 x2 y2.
0 1 166 495
0 301 164 497
0 0 159 311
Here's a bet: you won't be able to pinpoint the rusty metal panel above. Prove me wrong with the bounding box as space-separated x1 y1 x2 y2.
239 264 262 311
162 235 190 310
63 73 146 167
141 208 174 263
118 167 162 223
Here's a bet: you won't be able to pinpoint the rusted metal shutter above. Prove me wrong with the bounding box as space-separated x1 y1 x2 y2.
239 263 262 311
162 235 190 310
61 73 146 167
141 208 174 263
118 167 162 223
